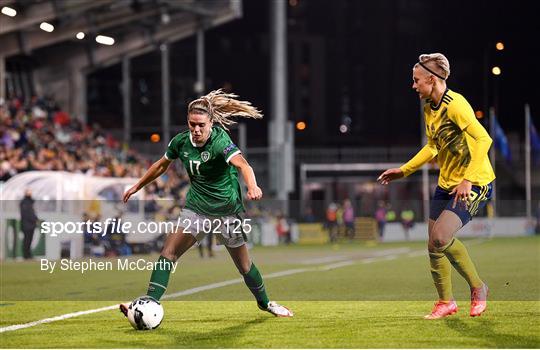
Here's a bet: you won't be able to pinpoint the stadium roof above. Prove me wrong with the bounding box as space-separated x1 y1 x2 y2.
0 0 241 70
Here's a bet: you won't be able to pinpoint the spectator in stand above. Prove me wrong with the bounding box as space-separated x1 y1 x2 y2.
302 206 316 223
19 189 38 259
375 201 387 240
534 201 540 235
343 199 355 240
336 204 344 237
400 208 415 241
326 202 338 243
276 211 291 244
198 235 214 258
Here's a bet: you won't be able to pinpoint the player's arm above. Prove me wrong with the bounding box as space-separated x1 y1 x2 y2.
378 140 438 185
461 117 492 182
229 154 262 200
399 140 438 176
123 156 172 202
447 96 492 204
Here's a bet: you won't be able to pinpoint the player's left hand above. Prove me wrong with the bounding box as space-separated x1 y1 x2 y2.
450 179 472 209
247 186 263 200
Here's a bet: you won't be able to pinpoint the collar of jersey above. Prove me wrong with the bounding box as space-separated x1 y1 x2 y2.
189 128 214 148
430 88 450 111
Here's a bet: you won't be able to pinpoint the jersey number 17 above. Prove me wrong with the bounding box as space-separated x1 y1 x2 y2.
189 160 201 175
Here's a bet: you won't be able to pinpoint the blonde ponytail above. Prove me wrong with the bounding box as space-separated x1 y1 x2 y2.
188 89 263 130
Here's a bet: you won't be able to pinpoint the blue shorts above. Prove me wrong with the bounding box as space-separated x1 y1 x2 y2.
429 182 493 225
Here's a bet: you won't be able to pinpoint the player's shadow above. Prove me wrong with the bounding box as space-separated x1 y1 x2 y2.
164 316 271 347
444 317 539 348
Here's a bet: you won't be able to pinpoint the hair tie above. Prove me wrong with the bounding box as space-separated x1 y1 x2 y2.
418 62 446 80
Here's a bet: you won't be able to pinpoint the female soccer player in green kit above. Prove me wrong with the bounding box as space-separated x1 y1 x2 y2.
378 53 494 319
121 90 293 318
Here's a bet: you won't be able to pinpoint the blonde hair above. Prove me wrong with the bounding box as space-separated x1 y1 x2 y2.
188 89 263 130
415 53 451 80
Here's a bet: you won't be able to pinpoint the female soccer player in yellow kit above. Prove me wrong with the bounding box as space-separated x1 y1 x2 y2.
378 53 494 319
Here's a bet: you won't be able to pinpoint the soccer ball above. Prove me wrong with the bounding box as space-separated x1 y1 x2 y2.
126 296 164 330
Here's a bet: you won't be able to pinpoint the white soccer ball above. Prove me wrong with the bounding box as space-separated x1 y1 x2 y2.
126 296 164 330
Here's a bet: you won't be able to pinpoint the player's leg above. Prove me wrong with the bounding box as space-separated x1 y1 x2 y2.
433 210 483 289
226 243 267 306
432 209 488 316
425 218 458 319
424 187 457 319
145 208 204 300
120 227 196 316
428 219 454 302
226 243 293 317
441 184 492 316
146 228 197 300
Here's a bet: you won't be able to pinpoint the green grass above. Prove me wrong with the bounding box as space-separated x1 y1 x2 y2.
1 236 539 348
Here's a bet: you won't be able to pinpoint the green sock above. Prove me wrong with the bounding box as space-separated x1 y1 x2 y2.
146 256 174 300
242 263 270 308
443 238 483 288
429 252 453 301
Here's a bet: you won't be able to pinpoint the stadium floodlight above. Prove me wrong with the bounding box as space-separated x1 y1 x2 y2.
40 22 54 32
96 35 115 45
1 6 17 17
150 134 161 143
76 32 85 40
491 66 501 76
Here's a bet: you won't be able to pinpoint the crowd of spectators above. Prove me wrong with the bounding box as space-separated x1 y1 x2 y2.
0 95 190 202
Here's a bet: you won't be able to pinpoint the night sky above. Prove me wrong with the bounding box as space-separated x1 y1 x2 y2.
88 0 540 147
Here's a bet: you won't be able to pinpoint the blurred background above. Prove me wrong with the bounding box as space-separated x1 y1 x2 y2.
1 0 539 260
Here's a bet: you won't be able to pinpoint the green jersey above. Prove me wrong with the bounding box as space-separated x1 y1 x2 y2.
164 127 244 216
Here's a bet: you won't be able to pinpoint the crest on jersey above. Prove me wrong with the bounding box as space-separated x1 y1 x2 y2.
201 151 210 162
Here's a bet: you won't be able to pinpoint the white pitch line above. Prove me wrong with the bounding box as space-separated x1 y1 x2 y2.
0 305 118 333
319 260 355 271
162 268 310 299
0 248 422 333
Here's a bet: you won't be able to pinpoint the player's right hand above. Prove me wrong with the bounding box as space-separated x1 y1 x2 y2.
377 168 404 185
123 186 139 203
246 186 263 201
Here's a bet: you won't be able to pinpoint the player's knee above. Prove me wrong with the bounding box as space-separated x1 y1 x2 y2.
238 261 252 275
431 237 451 251
430 226 450 250
160 248 178 262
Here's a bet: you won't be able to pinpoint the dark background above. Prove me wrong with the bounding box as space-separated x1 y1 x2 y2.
87 0 540 147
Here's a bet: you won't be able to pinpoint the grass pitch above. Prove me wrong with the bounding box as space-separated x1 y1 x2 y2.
1 236 539 348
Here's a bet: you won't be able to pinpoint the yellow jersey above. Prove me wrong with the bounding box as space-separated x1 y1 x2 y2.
400 89 495 190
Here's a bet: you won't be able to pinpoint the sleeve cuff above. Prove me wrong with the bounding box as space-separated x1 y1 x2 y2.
225 150 241 164
399 165 411 177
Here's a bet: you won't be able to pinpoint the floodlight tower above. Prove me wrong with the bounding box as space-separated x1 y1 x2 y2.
269 0 294 214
